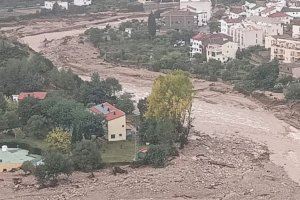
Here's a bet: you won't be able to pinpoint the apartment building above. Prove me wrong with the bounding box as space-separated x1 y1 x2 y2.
266 35 300 63
206 40 238 62
246 16 284 38
229 23 264 49
219 17 243 35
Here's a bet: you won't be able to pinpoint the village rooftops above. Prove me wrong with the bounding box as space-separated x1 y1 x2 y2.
90 102 125 121
282 7 300 12
18 92 47 101
271 34 300 42
247 16 282 24
261 6 276 15
230 7 245 14
221 17 244 23
268 12 289 18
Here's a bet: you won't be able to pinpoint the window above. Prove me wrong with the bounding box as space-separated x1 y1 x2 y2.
122 125 125 127
119 134 122 137
111 134 115 139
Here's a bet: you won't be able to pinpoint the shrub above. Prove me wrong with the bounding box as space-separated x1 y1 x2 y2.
143 145 167 168
71 140 103 172
285 83 300 100
21 161 35 175
45 128 72 153
34 151 73 187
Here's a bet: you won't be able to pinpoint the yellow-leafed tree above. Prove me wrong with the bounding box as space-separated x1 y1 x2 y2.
45 128 72 153
146 70 193 124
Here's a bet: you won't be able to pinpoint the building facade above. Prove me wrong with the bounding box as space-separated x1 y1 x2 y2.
229 23 264 49
44 1 69 10
219 18 243 35
180 0 212 26
90 102 126 141
206 41 238 62
161 9 198 30
74 0 92 6
267 35 300 63
279 63 300 78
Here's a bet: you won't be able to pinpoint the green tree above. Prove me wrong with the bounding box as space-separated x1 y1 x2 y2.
139 118 176 145
208 21 221 33
137 97 147 120
18 96 40 124
45 128 72 153
285 82 300 100
24 115 50 139
71 140 103 172
21 161 35 175
0 92 7 112
143 145 167 168
3 111 20 130
35 151 73 187
148 12 156 38
116 93 135 115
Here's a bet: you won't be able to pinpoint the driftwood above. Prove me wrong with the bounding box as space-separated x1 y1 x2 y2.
112 167 128 175
208 160 235 168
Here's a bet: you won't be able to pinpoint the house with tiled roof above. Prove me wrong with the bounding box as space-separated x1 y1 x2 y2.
229 7 246 19
190 32 233 57
206 40 238 63
268 12 292 24
13 92 47 102
90 102 126 141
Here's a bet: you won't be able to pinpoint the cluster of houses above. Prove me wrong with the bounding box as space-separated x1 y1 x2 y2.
12 92 129 142
160 0 300 78
43 0 92 10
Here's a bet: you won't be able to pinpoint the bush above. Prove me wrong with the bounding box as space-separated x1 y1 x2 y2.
34 151 73 187
45 128 72 153
143 145 167 168
21 161 35 175
285 83 300 100
71 140 103 172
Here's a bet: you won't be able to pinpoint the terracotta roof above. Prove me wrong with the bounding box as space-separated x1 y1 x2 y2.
192 32 206 40
222 17 243 23
230 7 244 14
268 12 289 18
90 102 125 121
18 92 47 101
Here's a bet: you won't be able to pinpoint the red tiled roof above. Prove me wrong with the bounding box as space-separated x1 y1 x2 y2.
230 7 244 14
192 32 206 40
268 12 289 18
90 102 125 121
18 92 47 101
222 17 243 23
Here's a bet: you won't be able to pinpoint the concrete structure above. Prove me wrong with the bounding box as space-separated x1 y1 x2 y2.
266 35 300 63
180 0 212 26
219 18 243 35
279 63 300 78
206 41 238 62
0 146 41 172
161 9 198 30
229 7 246 19
268 12 292 24
292 24 300 38
229 23 264 49
90 102 126 141
282 7 300 18
74 0 92 6
246 16 284 38
44 1 69 10
190 32 232 57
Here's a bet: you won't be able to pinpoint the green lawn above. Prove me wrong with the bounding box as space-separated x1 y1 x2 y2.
101 140 136 163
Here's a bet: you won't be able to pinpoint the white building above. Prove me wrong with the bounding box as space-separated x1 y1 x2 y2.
219 18 243 35
268 12 293 24
206 41 238 62
229 23 264 49
260 6 278 17
74 0 92 6
246 16 284 38
44 1 69 10
180 0 212 26
243 1 266 17
282 7 300 18
229 7 246 19
292 24 300 38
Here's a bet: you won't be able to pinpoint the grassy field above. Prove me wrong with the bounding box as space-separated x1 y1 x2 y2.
101 140 136 163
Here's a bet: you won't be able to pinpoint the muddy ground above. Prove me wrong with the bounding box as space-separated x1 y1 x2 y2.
0 13 300 199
